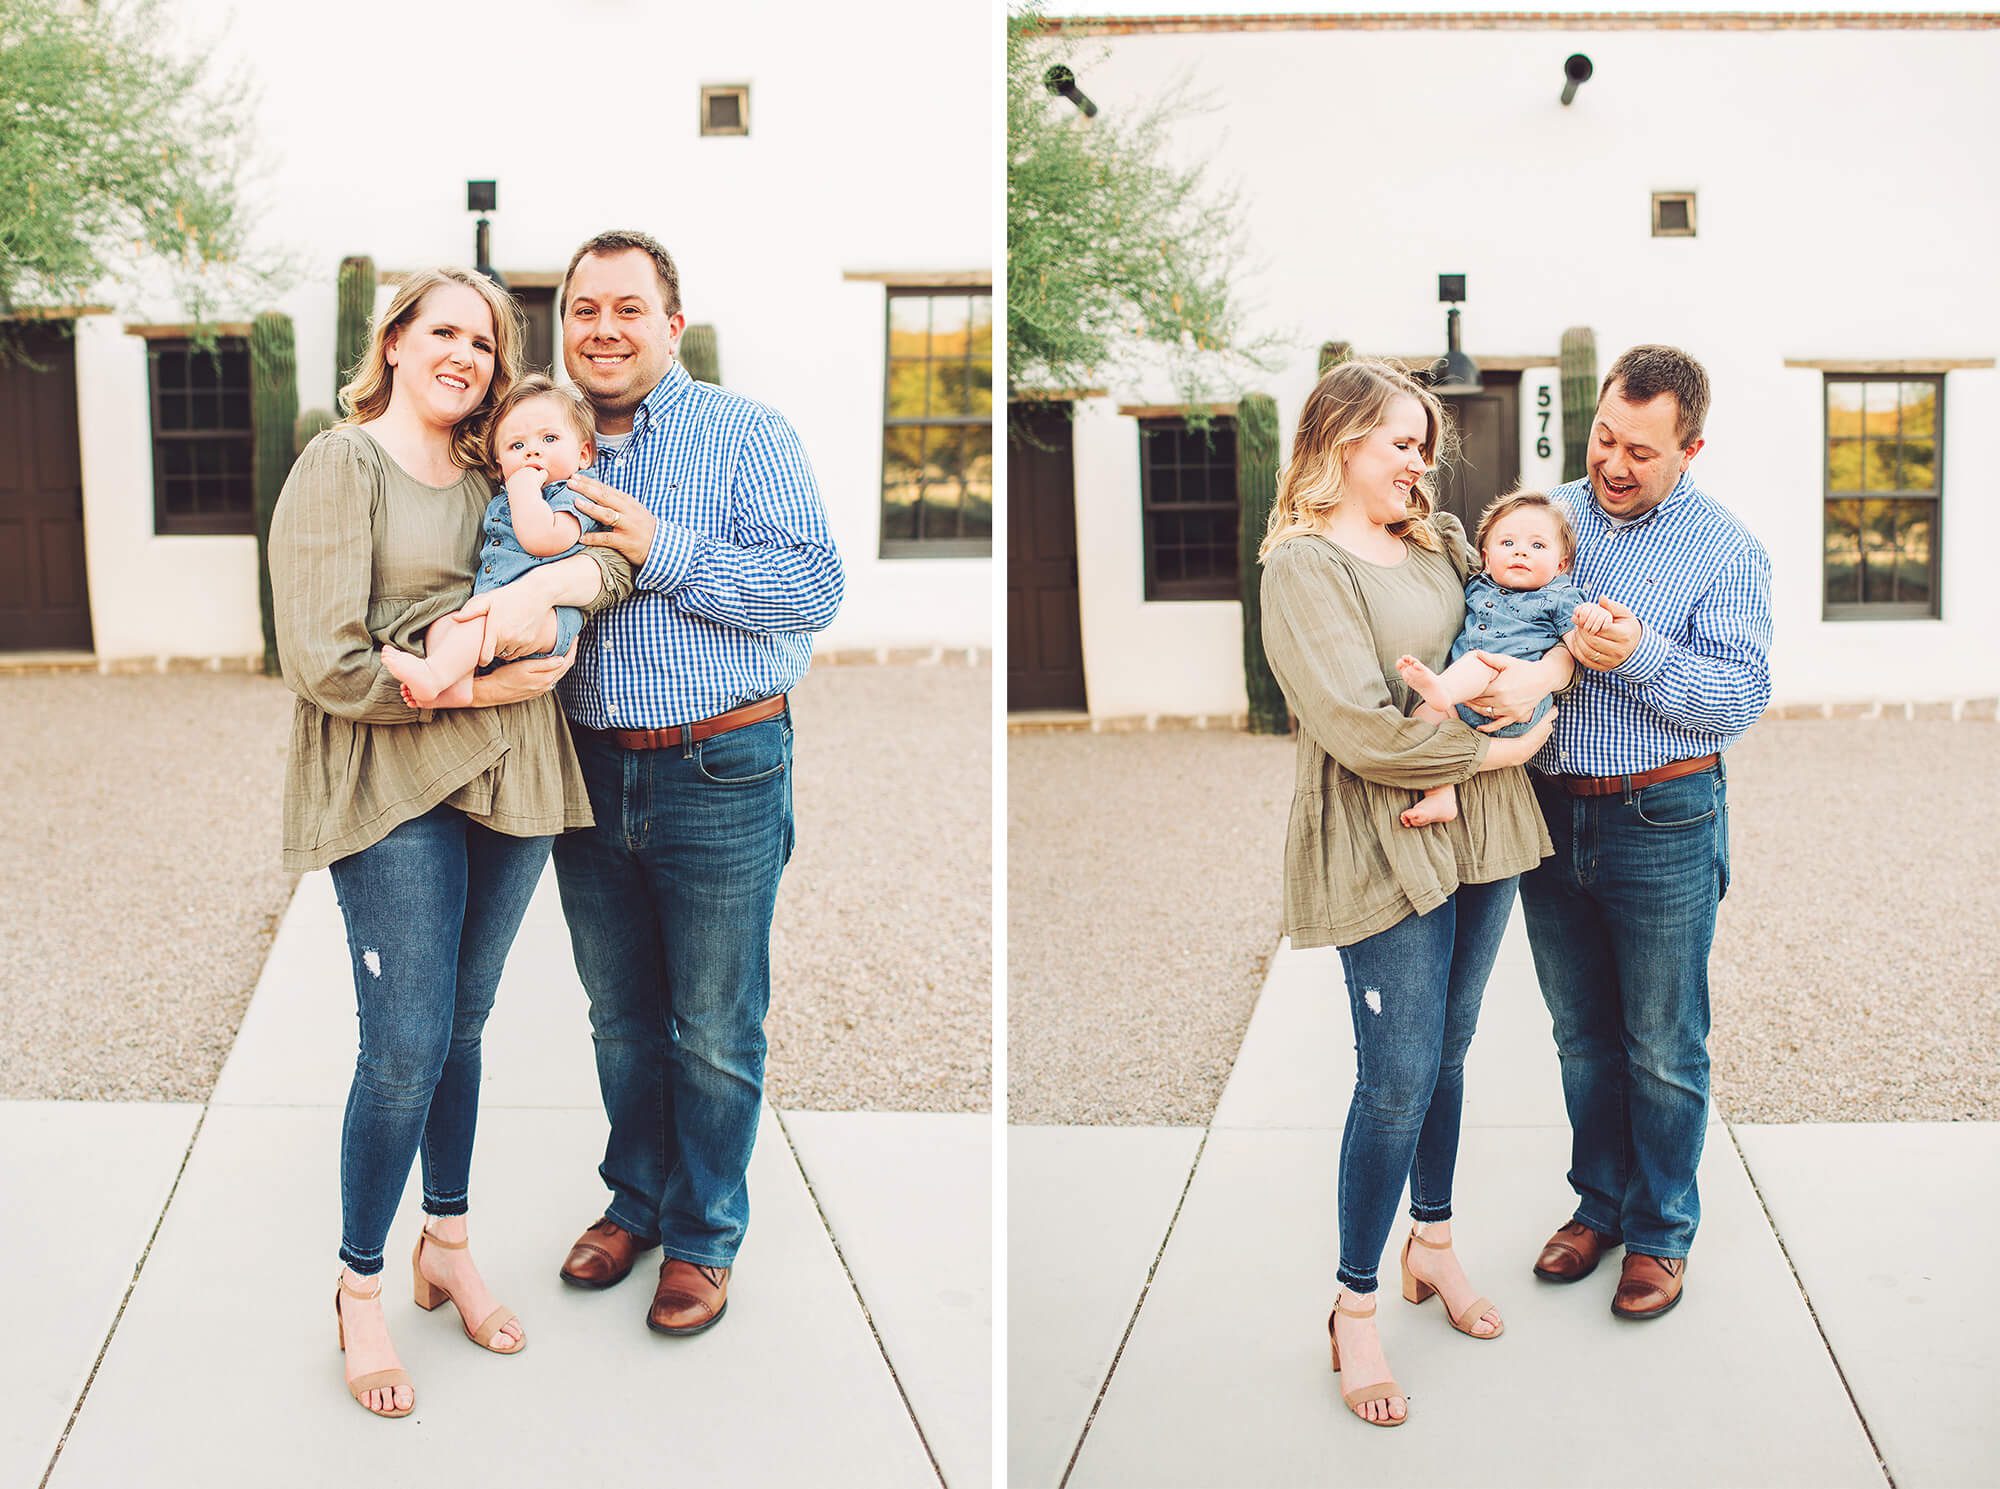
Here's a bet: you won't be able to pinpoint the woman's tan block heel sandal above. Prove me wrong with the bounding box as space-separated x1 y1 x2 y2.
1401 1227 1504 1339
336 1273 414 1419
1327 1296 1407 1427
413 1227 525 1353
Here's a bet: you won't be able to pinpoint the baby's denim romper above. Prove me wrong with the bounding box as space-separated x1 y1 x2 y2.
1446 572 1590 737
471 478 602 668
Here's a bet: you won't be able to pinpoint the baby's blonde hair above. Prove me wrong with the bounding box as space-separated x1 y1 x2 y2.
1472 488 1576 565
482 375 596 479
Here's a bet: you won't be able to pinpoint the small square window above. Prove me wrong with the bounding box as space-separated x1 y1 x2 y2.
701 85 750 137
1652 192 1696 237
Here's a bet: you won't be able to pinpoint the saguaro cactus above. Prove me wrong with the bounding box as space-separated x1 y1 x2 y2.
1560 326 1596 484
681 323 721 385
336 255 376 398
1316 339 1352 378
293 407 336 456
251 312 299 676
1237 392 1287 735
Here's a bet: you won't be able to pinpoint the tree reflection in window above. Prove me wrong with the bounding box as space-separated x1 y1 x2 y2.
1824 378 1939 617
882 289 992 556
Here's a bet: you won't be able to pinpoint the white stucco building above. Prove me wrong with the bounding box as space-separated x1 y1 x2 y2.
1008 9 1999 718
3 0 991 666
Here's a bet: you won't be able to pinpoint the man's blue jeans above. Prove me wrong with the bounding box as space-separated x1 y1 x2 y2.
326 804 554 1276
1520 762 1729 1260
552 712 794 1268
1333 876 1518 1295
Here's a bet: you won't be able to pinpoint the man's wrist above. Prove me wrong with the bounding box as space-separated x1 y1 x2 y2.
1612 624 1670 683
635 519 700 593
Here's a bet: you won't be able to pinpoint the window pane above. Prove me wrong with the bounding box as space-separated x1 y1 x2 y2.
1826 383 1864 438
887 358 929 419
1900 440 1936 491
882 426 923 542
1827 438 1862 492
1824 499 1861 607
1859 498 1933 607
887 295 931 349
1861 439 1897 492
963 424 992 540
1900 382 1937 437
1863 382 1901 438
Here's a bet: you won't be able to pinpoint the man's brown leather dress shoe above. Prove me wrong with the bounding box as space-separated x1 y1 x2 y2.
559 1217 657 1289
1611 1254 1685 1319
1533 1220 1619 1282
648 1259 730 1335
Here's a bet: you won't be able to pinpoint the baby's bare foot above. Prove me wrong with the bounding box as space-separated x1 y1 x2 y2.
379 645 441 706
1333 1295 1407 1425
1401 785 1460 828
1396 654 1452 715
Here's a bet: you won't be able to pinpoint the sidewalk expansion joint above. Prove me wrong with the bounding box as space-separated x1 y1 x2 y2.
771 1107 949 1489
38 1103 211 1489
1723 1120 1897 1489
1060 1126 1212 1489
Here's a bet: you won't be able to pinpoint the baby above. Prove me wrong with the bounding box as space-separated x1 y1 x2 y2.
381 375 600 708
1395 490 1612 828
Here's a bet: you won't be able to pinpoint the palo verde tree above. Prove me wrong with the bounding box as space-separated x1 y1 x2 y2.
1008 2 1278 409
0 0 286 351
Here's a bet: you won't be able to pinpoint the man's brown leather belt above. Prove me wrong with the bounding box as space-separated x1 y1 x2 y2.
1545 753 1719 798
580 694 787 751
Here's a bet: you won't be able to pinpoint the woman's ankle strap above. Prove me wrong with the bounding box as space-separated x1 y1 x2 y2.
1409 1226 1452 1249
421 1226 469 1250
339 1271 384 1300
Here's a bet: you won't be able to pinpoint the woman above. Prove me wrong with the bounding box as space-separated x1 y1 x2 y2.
270 268 633 1418
1257 359 1571 1427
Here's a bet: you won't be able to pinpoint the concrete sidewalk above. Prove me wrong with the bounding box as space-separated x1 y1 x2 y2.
1011 910 1999 1488
6 870 989 1488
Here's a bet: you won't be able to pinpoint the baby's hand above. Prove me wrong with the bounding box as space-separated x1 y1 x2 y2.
1573 601 1613 635
504 465 548 503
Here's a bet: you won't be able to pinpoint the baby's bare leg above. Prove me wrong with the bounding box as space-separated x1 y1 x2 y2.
380 612 485 706
1401 782 1460 828
1397 653 1502 716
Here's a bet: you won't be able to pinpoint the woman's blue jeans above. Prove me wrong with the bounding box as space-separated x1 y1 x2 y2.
326 804 553 1276
1333 876 1518 1294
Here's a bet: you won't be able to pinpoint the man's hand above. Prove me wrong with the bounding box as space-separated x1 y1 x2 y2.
1463 651 1548 732
1567 597 1642 671
570 473 657 568
454 583 557 667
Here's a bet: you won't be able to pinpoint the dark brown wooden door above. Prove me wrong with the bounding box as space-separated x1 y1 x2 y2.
511 286 556 375
1435 372 1521 537
1007 402 1086 711
0 323 92 651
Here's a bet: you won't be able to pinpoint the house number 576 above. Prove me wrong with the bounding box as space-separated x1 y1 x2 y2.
1536 386 1553 460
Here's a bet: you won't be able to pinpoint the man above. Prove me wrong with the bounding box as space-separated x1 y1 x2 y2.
545 229 842 1335
1516 345 1771 1320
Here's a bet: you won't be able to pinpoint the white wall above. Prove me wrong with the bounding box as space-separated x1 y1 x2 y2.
1072 399 1248 717
1062 24 2000 708
71 0 992 660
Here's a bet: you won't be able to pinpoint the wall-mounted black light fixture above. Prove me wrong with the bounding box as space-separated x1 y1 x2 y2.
1045 65 1098 117
1431 274 1481 392
1561 53 1593 106
467 180 506 289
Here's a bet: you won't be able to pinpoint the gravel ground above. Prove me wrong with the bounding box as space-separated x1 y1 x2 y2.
1008 720 2000 1125
0 665 991 1112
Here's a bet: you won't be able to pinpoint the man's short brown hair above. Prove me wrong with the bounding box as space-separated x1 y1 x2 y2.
1600 344 1709 450
559 229 682 319
482 374 595 477
1473 488 1577 566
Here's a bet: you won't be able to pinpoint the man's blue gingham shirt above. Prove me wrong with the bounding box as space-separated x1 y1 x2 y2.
560 361 843 729
1535 472 1772 777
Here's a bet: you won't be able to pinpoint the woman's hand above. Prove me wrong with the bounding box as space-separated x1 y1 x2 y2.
570 474 657 569
1475 707 1557 770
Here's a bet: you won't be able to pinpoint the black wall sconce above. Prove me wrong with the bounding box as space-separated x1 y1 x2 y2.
1431 274 1481 393
467 180 505 289
1561 54 1593 106
1045 65 1098 117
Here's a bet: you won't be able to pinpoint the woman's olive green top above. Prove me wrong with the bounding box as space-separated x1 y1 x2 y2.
269 426 634 872
1259 512 1552 949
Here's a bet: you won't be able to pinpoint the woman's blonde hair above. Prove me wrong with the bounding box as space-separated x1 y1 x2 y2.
1258 359 1451 560
337 267 526 472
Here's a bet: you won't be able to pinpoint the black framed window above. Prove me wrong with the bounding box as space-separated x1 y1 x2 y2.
149 338 254 536
1823 376 1941 619
881 288 992 558
1140 417 1238 601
